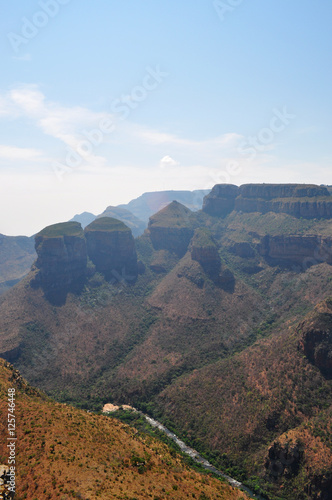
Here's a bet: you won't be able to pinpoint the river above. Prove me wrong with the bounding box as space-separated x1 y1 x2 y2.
139 412 266 500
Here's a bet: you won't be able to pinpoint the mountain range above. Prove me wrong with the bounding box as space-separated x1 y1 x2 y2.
0 183 331 499
0 189 209 296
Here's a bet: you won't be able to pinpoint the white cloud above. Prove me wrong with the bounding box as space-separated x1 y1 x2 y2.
1 84 330 236
159 155 179 168
0 145 43 161
10 86 45 116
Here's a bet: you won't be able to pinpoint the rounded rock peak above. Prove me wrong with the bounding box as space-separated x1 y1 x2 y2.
84 217 131 233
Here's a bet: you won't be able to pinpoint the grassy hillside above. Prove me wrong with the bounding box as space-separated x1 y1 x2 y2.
0 359 249 500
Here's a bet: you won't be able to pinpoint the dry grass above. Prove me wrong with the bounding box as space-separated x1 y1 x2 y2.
0 359 249 500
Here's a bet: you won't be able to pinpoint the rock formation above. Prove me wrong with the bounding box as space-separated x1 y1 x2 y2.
148 201 194 256
34 221 87 303
96 206 146 237
257 235 332 267
202 184 239 216
235 197 332 218
190 228 221 276
265 441 302 479
0 465 13 499
85 217 138 282
202 183 332 218
298 298 332 378
240 184 329 199
229 242 256 258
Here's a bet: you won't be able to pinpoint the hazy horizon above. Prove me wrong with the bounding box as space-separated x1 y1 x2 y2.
1 1 331 235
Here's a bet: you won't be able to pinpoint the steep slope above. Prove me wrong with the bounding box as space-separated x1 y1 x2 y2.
148 201 195 256
85 217 138 281
0 234 35 295
155 297 332 499
33 221 87 305
0 360 246 500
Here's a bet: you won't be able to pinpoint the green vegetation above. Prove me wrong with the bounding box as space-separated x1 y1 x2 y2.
85 216 130 232
191 228 217 248
224 211 332 236
0 360 243 500
148 200 194 228
36 221 84 238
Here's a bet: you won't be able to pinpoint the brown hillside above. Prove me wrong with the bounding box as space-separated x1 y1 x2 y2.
1 195 332 499
0 359 249 500
155 297 332 499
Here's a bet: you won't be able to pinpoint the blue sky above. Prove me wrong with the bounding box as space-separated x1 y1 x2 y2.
0 0 331 235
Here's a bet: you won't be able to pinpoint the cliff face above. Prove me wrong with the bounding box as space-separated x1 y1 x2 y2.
298 298 332 378
240 184 329 199
265 441 302 479
85 217 138 281
202 184 239 216
34 222 87 303
202 183 332 219
235 197 332 218
148 201 194 256
190 228 221 276
257 235 332 266
229 242 256 258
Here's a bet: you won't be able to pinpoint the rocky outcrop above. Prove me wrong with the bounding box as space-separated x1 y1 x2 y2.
257 235 332 267
229 242 256 258
0 465 13 499
298 298 332 378
190 228 221 276
202 184 239 216
34 222 87 303
148 201 194 256
149 250 171 274
240 184 329 199
265 441 302 479
219 268 235 292
85 217 138 282
96 206 146 237
235 196 332 218
202 183 332 218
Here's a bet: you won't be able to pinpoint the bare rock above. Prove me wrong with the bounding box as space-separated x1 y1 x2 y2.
85 217 138 282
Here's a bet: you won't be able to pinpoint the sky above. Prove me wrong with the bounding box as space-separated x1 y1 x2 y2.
0 0 331 236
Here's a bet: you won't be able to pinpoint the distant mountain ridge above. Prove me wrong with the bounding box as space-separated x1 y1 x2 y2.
0 234 35 295
70 189 210 235
0 189 211 295
0 183 332 499
118 189 210 222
